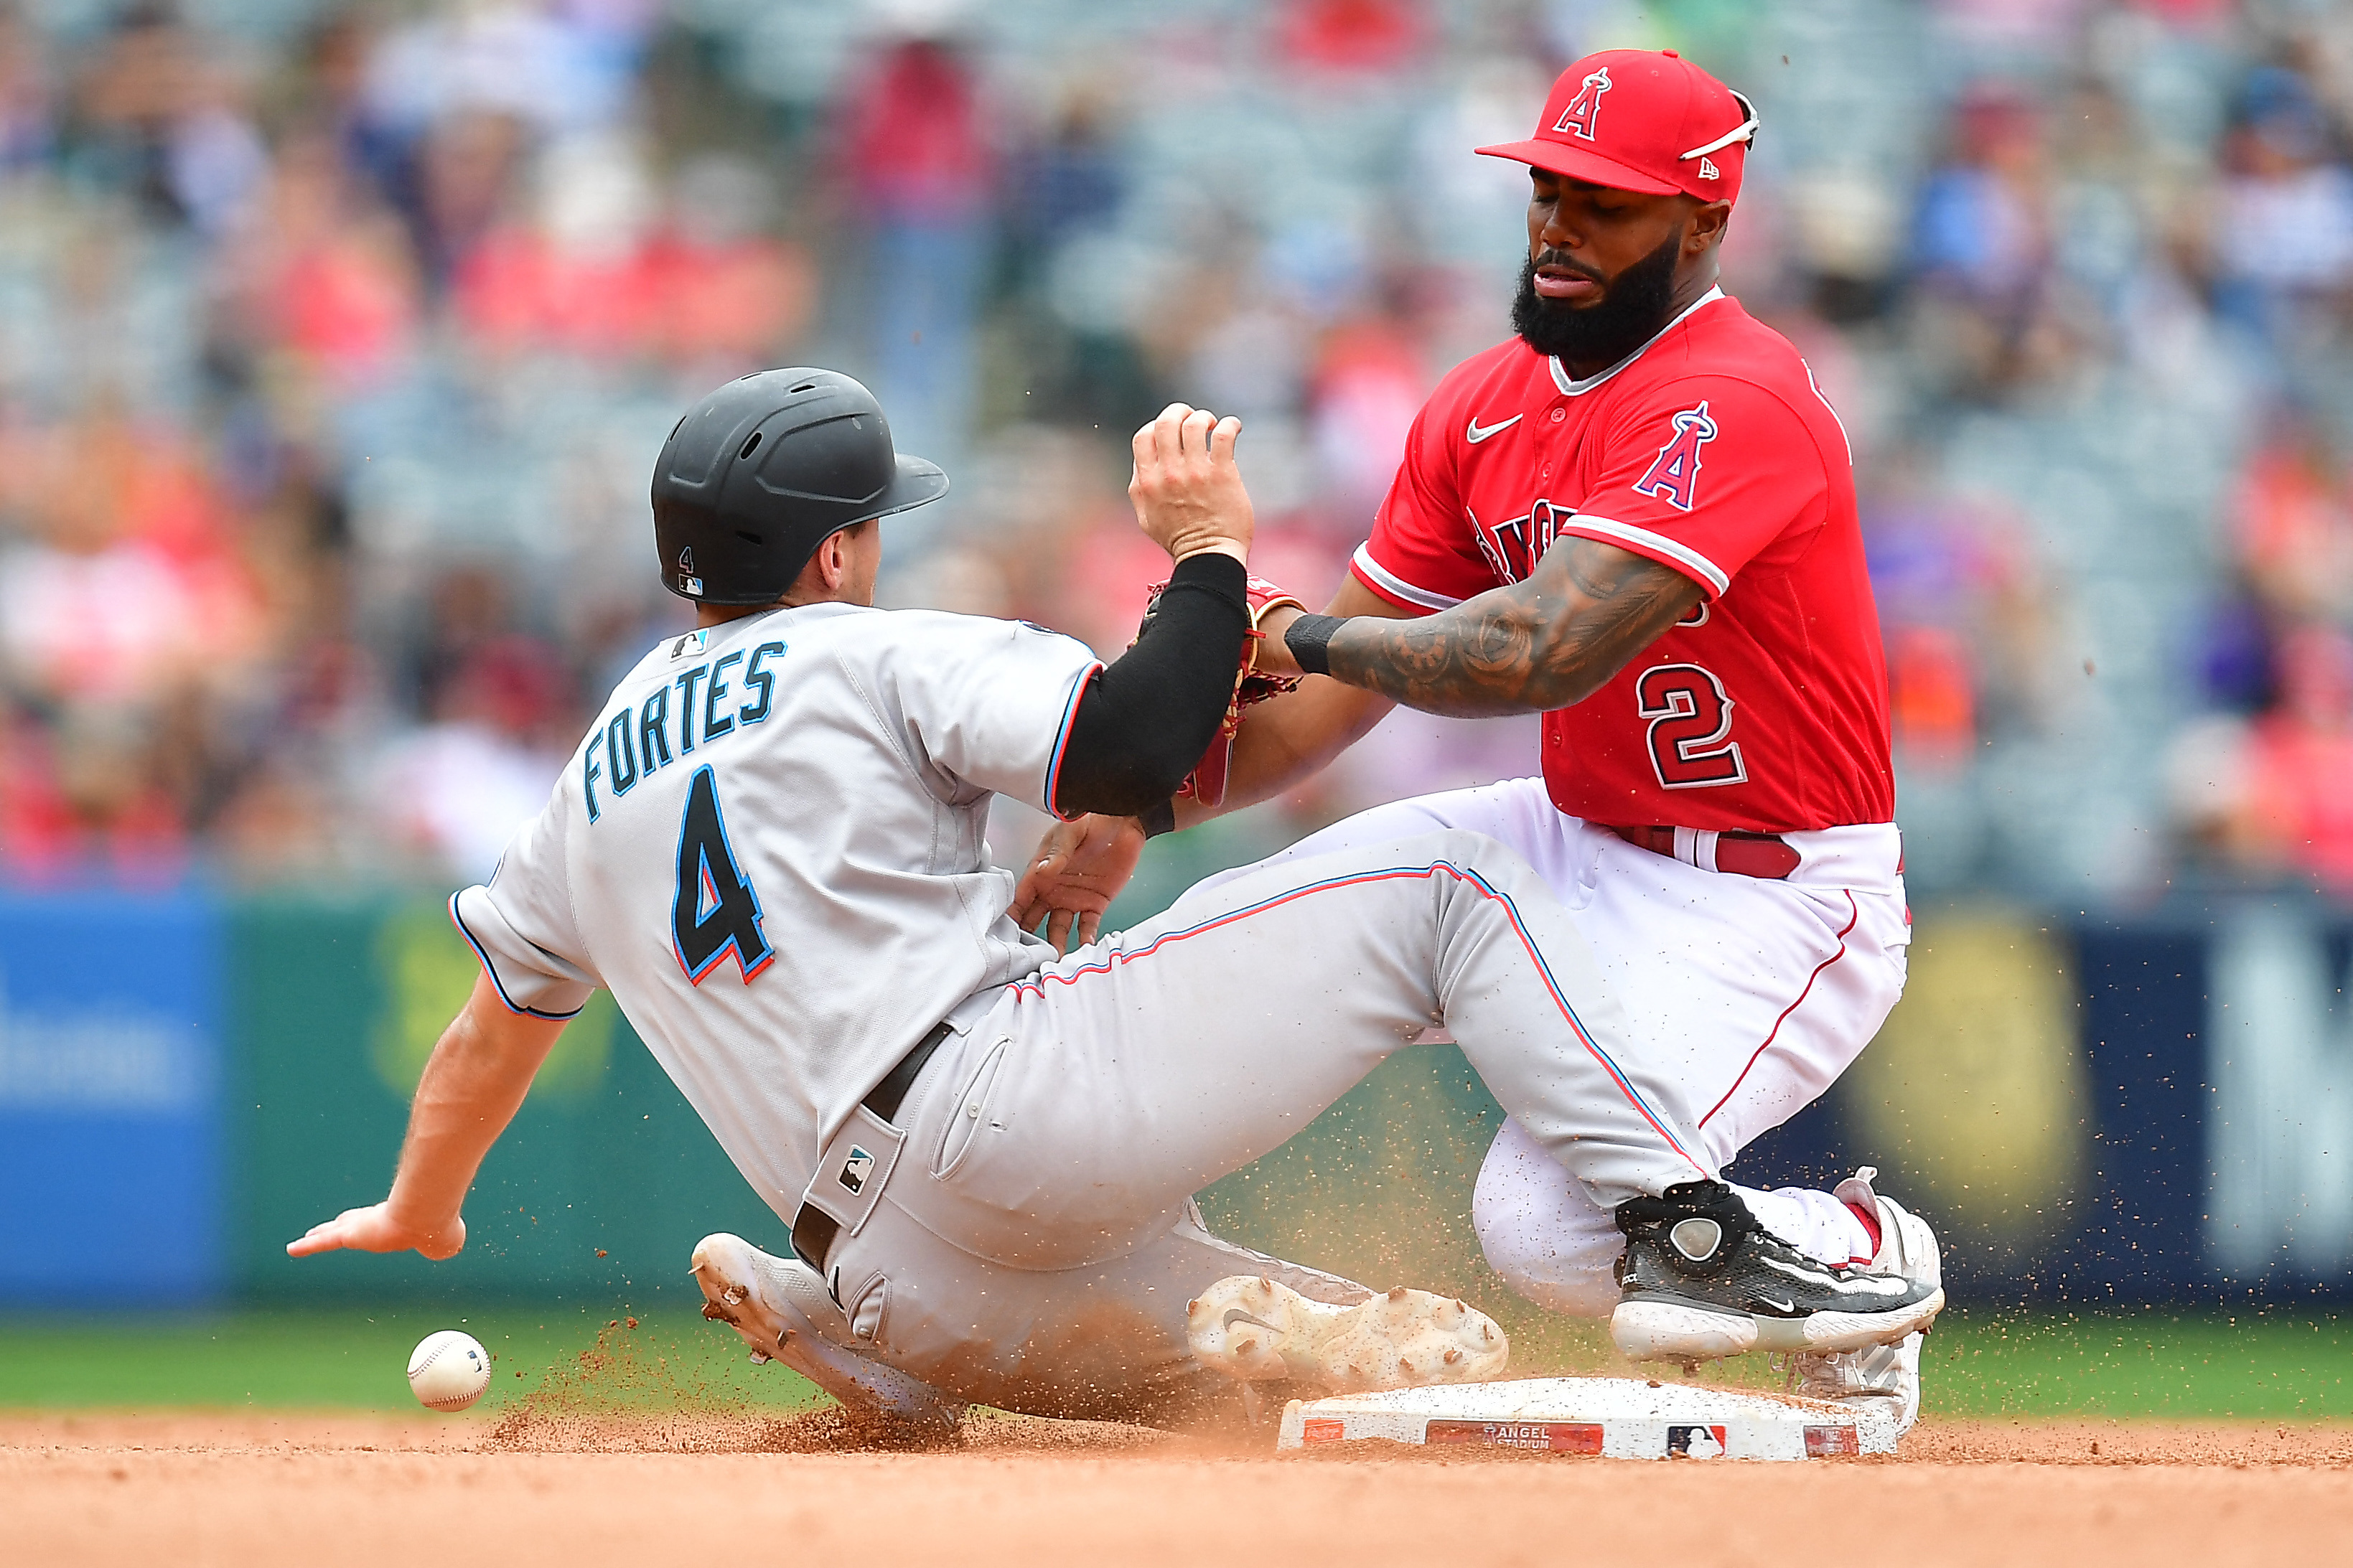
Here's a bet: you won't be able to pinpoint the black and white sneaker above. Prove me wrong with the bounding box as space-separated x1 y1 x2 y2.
1608 1180 1944 1363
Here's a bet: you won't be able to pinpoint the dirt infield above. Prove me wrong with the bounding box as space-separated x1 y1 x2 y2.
6 1409 2350 1567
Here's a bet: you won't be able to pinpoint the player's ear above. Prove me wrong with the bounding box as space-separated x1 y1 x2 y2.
790 530 844 599
1688 198 1733 253
817 531 848 593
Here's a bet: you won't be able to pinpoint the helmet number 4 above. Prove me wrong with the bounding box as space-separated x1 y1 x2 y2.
1635 663 1748 789
673 764 774 984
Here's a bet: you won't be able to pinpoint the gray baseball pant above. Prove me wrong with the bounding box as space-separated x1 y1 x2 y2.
790 827 1712 1422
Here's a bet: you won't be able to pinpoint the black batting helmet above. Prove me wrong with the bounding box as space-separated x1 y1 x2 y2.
650 367 948 605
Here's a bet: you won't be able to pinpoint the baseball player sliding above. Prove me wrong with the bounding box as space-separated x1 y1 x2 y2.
289 363 1937 1435
1020 50 1944 1433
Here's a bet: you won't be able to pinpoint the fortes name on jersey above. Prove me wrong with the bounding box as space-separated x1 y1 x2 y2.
581 637 786 823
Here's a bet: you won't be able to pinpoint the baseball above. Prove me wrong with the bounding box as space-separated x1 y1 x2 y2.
406 1330 491 1412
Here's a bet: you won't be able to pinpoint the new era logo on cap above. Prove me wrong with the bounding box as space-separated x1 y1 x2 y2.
1478 49 1756 205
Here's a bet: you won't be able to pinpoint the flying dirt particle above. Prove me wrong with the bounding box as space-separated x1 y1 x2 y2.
627 1317 640 1330
597 1250 608 1258
481 1318 964 1455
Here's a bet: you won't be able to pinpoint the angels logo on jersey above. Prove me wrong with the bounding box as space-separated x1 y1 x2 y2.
1471 497 1578 583
1553 67 1611 141
1632 400 1720 512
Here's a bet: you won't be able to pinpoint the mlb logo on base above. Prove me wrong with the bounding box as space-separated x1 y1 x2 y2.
1667 1424 1729 1459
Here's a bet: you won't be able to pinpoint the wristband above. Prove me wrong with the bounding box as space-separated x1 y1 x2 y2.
1139 798 1177 839
1283 614 1345 677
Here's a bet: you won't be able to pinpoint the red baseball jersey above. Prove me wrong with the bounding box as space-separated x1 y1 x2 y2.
1352 288 1893 832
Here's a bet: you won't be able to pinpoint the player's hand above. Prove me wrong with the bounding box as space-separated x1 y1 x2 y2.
286 1202 467 1262
1010 813 1147 954
1130 403 1253 565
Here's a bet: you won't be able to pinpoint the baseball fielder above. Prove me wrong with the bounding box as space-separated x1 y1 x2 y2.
289 367 1937 1434
1020 50 1943 1429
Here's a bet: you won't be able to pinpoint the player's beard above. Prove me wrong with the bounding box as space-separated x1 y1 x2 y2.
1511 228 1684 370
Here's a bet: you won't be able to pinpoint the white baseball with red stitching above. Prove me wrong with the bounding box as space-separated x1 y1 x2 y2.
407 1330 491 1412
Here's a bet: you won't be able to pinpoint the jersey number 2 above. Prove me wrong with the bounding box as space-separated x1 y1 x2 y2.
674 765 774 984
1635 663 1749 789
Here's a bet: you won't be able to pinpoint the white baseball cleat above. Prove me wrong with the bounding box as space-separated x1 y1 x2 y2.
690 1231 963 1435
1787 1169 1939 1452
1187 1275 1508 1393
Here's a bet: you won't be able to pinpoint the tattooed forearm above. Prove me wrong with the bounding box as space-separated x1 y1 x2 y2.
1322 538 1704 717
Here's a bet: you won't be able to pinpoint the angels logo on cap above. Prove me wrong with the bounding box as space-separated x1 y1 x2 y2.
1479 49 1757 205
1554 66 1611 141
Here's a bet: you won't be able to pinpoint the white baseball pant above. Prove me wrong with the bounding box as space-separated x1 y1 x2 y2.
1216 779 1911 1317
795 826 1712 1421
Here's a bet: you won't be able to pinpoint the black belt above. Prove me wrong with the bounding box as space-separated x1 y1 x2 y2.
790 1019 952 1273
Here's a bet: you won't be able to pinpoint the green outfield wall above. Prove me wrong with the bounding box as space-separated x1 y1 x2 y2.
224 894 778 1304
7 870 2353 1310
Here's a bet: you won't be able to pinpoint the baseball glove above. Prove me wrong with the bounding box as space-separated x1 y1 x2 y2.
1134 573 1306 807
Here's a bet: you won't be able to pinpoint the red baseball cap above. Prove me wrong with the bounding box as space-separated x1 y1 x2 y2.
1477 50 1756 205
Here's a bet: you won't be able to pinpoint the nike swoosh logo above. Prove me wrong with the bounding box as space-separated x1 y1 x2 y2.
1465 413 1522 443
1221 1308 1280 1335
1760 1256 1907 1296
1759 1296 1795 1315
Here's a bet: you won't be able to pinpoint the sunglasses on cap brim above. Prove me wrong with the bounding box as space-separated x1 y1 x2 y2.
1678 89 1759 164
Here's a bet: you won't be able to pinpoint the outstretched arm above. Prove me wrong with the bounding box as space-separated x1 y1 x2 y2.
287 972 565 1261
1012 543 1698 948
1265 537 1703 718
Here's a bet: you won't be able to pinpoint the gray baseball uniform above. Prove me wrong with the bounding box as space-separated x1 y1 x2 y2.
455 599 1713 1419
455 603 1103 1220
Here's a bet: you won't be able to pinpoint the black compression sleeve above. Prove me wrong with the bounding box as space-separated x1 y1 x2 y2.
1052 553 1248 818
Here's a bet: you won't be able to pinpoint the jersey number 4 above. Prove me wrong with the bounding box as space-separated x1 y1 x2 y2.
1635 663 1748 789
673 765 774 984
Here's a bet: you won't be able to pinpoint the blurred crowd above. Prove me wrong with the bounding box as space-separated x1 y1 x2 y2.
1 0 2352 903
